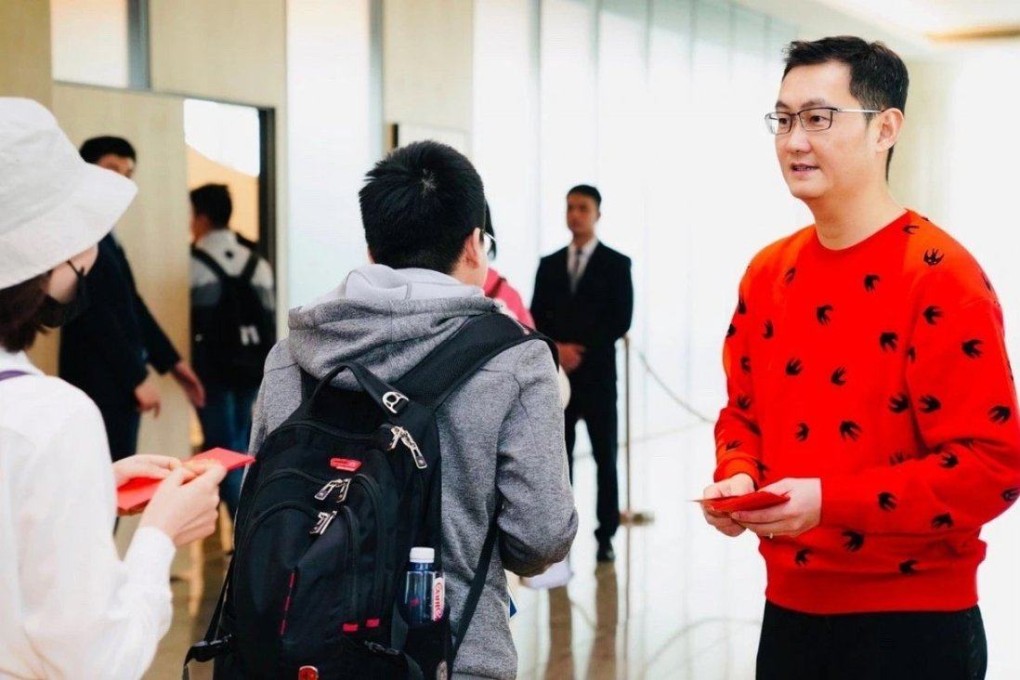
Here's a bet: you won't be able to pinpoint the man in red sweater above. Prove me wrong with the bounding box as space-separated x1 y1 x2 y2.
704 36 1020 679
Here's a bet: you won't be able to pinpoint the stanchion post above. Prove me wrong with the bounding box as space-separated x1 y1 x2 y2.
619 335 654 526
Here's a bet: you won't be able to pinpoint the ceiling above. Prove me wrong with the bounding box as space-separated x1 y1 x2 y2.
816 0 1020 42
734 0 1020 54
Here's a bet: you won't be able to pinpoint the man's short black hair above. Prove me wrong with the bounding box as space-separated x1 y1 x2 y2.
359 141 485 274
79 136 137 164
567 184 602 209
783 36 909 172
190 184 233 228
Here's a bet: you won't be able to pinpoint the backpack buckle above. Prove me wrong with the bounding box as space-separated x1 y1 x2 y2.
382 391 408 414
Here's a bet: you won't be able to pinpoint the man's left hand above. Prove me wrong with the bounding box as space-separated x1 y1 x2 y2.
172 360 207 409
730 477 821 538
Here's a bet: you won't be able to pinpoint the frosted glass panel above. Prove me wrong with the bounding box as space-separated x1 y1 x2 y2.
472 0 541 301
286 0 376 308
539 0 598 256
474 0 799 439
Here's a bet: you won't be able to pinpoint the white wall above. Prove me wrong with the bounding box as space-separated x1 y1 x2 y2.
50 0 129 88
286 0 379 308
385 0 474 145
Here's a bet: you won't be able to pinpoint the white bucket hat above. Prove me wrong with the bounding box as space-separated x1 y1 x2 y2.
0 98 137 289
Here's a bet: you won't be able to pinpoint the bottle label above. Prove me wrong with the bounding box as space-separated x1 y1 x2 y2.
432 576 445 621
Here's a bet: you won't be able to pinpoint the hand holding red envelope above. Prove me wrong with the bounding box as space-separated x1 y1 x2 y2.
117 448 255 513
696 490 790 514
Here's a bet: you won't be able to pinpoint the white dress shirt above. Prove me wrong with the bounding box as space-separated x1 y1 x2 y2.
0 349 175 680
567 237 599 293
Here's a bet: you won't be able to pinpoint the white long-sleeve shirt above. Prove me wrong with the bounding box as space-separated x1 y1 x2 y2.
0 349 175 680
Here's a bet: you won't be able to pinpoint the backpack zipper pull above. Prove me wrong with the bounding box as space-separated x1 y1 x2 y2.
315 478 351 503
310 510 337 535
314 479 340 501
388 425 427 470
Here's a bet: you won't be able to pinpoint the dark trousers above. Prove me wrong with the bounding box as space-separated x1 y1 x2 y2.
564 384 619 542
98 401 141 462
757 601 987 680
197 382 259 518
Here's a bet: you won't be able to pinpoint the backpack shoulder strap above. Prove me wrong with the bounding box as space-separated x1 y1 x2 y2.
191 246 230 282
239 251 261 283
396 312 556 409
395 312 556 672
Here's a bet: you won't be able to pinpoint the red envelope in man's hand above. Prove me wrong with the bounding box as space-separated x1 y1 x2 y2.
696 491 790 514
116 448 255 513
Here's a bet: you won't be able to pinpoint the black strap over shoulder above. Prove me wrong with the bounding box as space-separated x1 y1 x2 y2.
240 251 260 283
191 246 230 281
397 312 557 409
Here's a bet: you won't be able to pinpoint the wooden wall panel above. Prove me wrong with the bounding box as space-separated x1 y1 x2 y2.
383 0 473 137
0 0 52 105
149 0 287 107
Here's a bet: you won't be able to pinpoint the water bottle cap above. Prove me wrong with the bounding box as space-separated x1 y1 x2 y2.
409 547 435 563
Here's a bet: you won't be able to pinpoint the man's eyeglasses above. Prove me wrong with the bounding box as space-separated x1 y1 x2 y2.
482 231 497 258
764 107 883 135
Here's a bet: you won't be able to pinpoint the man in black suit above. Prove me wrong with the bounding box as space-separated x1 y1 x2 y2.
59 136 206 461
532 185 633 562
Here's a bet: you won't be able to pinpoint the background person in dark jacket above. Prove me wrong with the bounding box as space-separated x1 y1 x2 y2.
59 136 205 461
531 184 633 562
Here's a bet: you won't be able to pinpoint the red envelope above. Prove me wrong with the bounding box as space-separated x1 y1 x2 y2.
696 491 789 514
116 448 255 513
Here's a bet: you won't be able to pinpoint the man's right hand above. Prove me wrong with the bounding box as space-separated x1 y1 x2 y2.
557 343 586 374
134 376 162 417
139 463 227 547
702 472 756 537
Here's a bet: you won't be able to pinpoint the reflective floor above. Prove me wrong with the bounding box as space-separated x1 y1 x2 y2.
141 426 1020 679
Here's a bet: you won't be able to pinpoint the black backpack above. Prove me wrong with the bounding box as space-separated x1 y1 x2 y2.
192 246 276 389
184 313 555 680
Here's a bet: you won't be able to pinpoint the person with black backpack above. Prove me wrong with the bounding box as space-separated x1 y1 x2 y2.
190 183 276 517
185 142 577 680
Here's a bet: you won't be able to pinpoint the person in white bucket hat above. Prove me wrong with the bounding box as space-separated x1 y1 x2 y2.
0 98 226 679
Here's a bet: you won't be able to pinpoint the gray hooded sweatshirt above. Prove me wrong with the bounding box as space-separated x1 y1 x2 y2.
249 265 578 680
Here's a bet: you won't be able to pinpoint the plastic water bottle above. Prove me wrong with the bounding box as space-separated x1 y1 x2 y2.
404 547 444 627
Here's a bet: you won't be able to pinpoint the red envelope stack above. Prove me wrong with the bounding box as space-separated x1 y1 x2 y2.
116 448 255 513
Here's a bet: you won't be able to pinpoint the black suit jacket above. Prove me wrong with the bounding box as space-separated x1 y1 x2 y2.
531 242 633 393
59 234 180 408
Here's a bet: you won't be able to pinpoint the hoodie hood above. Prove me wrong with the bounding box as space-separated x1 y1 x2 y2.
286 264 499 388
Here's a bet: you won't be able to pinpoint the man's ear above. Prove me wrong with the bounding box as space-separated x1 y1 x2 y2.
875 108 904 155
461 228 483 269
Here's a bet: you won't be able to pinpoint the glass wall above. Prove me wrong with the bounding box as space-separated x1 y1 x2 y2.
474 0 806 447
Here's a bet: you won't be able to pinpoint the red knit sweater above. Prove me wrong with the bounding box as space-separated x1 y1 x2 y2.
715 210 1020 614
